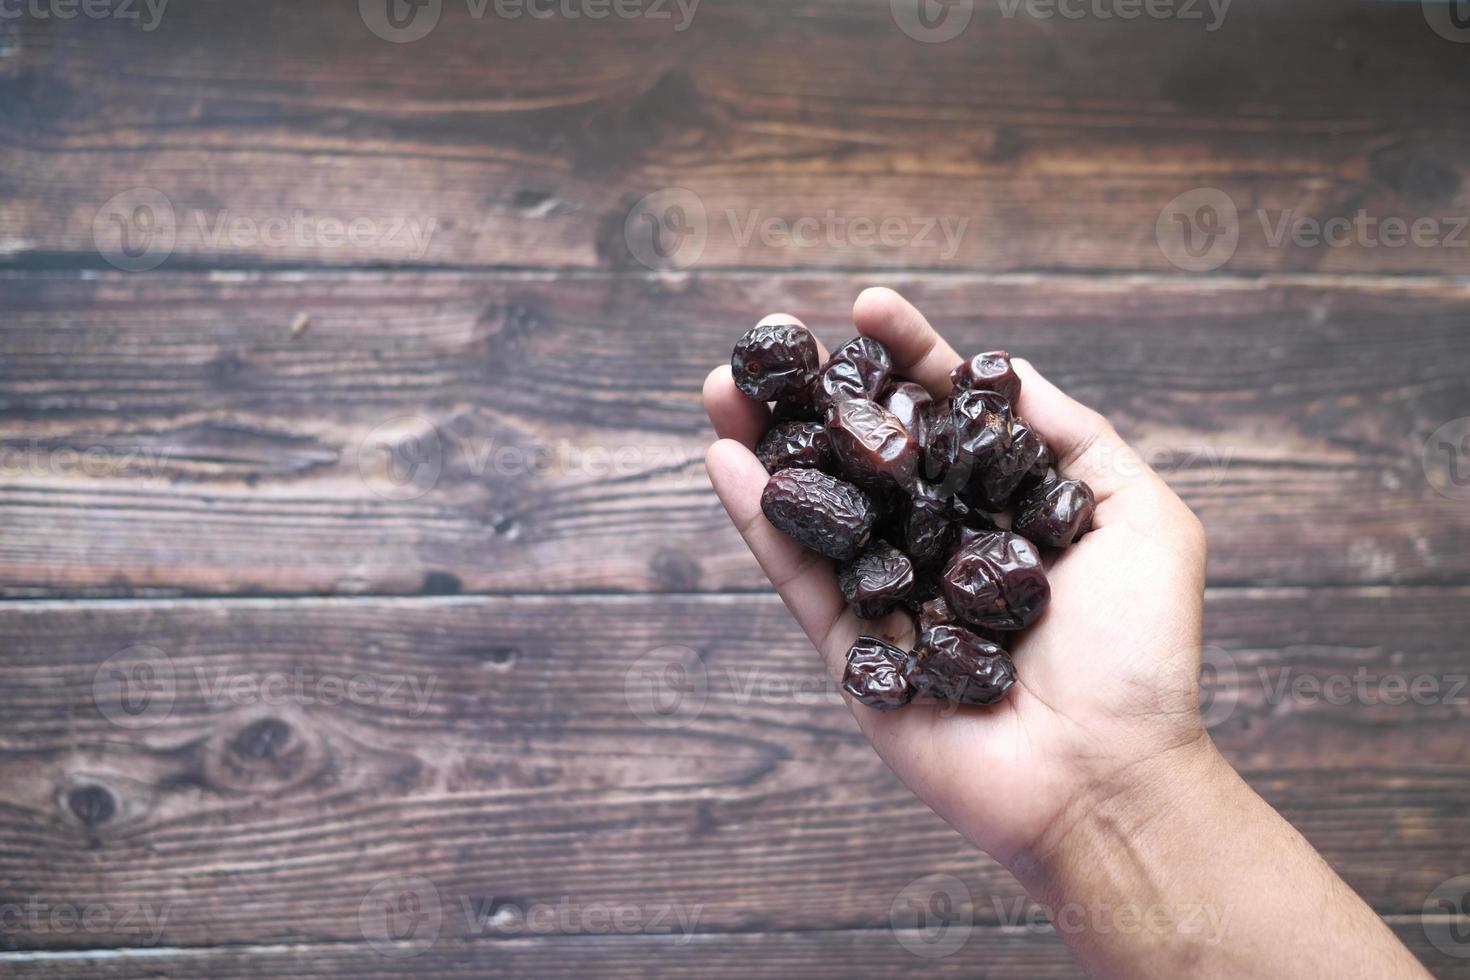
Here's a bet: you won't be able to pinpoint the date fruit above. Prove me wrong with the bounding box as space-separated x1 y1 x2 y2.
842 636 914 709
726 318 1107 712
826 398 919 491
1013 478 1096 548
732 322 821 401
942 531 1050 631
950 350 1020 404
838 541 916 619
882 382 933 453
760 468 876 561
816 336 891 410
908 625 1016 705
756 421 833 474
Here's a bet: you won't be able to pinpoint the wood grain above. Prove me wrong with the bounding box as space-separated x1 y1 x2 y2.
1 0 1467 273
1 925 1464 979
0 590 1465 951
2 270 1468 596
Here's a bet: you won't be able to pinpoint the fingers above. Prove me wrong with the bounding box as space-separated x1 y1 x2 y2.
851 287 962 397
705 439 852 669
1010 358 1150 503
703 366 770 447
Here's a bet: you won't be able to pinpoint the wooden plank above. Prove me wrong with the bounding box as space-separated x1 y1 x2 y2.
1 1 1467 274
0 590 1465 951
2 271 1468 595
1 925 1464 979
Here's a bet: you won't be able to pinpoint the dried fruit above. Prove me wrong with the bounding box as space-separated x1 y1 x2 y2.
898 481 956 569
755 421 833 474
842 636 914 709
760 468 876 561
882 382 933 453
816 336 891 410
963 418 1049 512
908 625 1016 705
942 531 1050 631
732 322 820 401
950 350 1020 404
930 390 1013 496
826 398 919 492
1014 478 1096 548
838 541 915 619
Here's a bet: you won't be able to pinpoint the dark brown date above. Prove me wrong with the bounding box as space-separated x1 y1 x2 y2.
837 541 915 619
826 398 919 491
942 531 1050 630
950 350 1021 404
755 421 833 474
898 481 956 569
963 418 1049 512
731 322 820 401
908 625 1016 705
915 596 957 632
882 381 933 453
930 390 1013 495
842 636 914 709
816 336 891 410
1013 478 1096 548
760 468 876 561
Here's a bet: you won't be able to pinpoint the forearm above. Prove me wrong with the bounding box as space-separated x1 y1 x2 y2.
1009 737 1429 979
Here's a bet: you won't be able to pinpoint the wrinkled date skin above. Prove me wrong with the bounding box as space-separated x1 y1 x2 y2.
760 468 876 561
842 636 914 709
817 336 891 410
1014 478 1096 548
882 382 933 453
942 531 1051 631
756 421 833 474
930 390 1013 495
899 481 956 569
731 322 821 401
950 350 1021 404
827 398 919 492
964 417 1050 512
838 541 915 619
908 625 1016 705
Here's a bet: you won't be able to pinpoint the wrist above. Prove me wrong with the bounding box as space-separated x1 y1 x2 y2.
1007 728 1227 907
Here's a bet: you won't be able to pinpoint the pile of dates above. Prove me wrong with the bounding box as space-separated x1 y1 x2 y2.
731 321 1095 711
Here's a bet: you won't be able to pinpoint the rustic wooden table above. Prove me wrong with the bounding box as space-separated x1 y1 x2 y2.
2 0 1469 976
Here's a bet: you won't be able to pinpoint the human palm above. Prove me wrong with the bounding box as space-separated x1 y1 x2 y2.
703 288 1210 866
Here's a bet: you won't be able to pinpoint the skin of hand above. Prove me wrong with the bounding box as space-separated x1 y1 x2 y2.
702 288 1431 978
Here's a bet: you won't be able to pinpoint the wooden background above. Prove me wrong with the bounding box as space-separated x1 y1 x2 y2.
2 0 1469 975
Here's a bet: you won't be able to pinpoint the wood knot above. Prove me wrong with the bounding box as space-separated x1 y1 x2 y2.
204 712 327 795
67 783 117 827
231 717 294 761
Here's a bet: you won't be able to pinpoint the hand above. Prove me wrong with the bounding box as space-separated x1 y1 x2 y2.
702 287 1212 867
